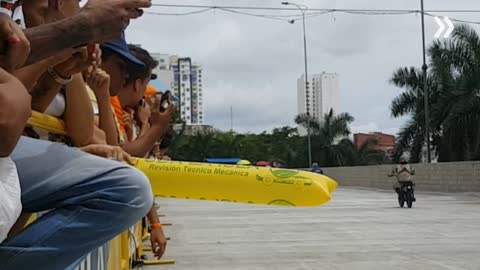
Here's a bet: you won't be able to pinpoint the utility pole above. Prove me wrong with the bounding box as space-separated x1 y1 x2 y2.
420 0 431 163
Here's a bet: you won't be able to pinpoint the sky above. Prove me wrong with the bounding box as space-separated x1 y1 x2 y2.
126 0 480 135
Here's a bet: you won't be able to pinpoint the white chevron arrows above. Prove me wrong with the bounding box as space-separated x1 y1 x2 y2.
434 16 454 39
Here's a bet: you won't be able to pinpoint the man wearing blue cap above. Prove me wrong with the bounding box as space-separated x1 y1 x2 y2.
101 32 146 97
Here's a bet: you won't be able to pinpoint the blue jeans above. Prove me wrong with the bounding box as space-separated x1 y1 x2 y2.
0 137 153 270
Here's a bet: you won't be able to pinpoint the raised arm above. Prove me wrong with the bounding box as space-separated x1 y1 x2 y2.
64 74 95 146
121 101 174 157
87 68 120 146
24 0 151 65
30 49 93 112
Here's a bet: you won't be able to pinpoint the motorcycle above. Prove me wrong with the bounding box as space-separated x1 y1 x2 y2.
396 181 415 208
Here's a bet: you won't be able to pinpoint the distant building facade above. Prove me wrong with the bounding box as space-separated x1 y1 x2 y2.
151 54 204 125
354 132 396 152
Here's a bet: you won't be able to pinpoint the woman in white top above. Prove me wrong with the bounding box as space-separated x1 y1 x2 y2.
0 0 31 243
16 0 97 147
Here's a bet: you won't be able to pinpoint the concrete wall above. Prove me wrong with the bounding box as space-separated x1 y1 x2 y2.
322 161 480 192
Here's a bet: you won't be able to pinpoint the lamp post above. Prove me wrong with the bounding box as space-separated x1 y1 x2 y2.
282 1 312 168
420 0 431 163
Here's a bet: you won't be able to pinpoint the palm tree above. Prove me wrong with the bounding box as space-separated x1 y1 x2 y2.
390 24 480 162
295 109 356 167
389 67 437 163
428 24 480 161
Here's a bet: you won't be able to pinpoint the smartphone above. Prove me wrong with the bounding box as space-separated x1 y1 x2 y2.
138 99 146 108
160 91 171 112
87 44 96 55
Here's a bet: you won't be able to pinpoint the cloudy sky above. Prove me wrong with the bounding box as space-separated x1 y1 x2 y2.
126 0 480 135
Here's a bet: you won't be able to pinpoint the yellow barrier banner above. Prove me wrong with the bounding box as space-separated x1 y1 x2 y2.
28 111 67 135
27 111 338 207
135 159 337 207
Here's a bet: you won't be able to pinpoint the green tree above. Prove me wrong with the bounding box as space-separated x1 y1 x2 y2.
389 67 436 162
390 24 480 162
429 25 480 161
295 109 357 167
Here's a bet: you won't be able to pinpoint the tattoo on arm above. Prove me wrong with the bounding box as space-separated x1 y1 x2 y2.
24 14 93 65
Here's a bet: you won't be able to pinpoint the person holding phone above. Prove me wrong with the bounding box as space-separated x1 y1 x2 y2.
111 44 174 158
159 90 171 112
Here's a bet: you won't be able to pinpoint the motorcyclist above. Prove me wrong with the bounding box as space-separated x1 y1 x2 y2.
311 163 324 174
389 157 416 201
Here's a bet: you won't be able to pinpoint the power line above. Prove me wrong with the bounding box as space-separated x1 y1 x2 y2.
147 3 480 25
150 3 480 13
145 8 213 16
146 4 480 25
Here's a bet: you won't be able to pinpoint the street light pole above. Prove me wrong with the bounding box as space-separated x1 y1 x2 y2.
282 2 313 168
420 0 431 163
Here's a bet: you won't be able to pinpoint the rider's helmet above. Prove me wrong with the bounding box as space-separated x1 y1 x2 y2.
399 156 408 164
312 163 319 169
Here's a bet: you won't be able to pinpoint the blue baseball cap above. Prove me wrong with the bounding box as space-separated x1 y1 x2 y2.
102 32 145 67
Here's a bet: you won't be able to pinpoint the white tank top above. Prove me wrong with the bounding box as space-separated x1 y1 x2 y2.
0 157 22 243
45 93 66 117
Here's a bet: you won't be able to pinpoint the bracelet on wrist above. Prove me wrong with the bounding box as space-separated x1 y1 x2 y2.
150 223 163 230
47 67 73 85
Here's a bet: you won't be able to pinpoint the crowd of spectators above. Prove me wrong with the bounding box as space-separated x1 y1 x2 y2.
0 0 175 268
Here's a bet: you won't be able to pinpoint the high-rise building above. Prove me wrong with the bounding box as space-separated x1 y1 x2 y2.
151 53 175 91
151 54 205 125
297 72 339 135
297 72 339 119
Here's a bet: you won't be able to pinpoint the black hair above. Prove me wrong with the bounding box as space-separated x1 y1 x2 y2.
101 47 115 62
127 44 158 82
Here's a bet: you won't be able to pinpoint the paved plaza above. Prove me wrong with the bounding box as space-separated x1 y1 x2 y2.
147 188 480 270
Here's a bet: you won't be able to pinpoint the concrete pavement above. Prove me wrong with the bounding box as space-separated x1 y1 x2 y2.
145 188 480 270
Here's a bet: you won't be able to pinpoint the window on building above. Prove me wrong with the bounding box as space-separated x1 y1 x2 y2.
181 83 185 87
187 97 190 101
182 74 189 81
187 116 190 120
